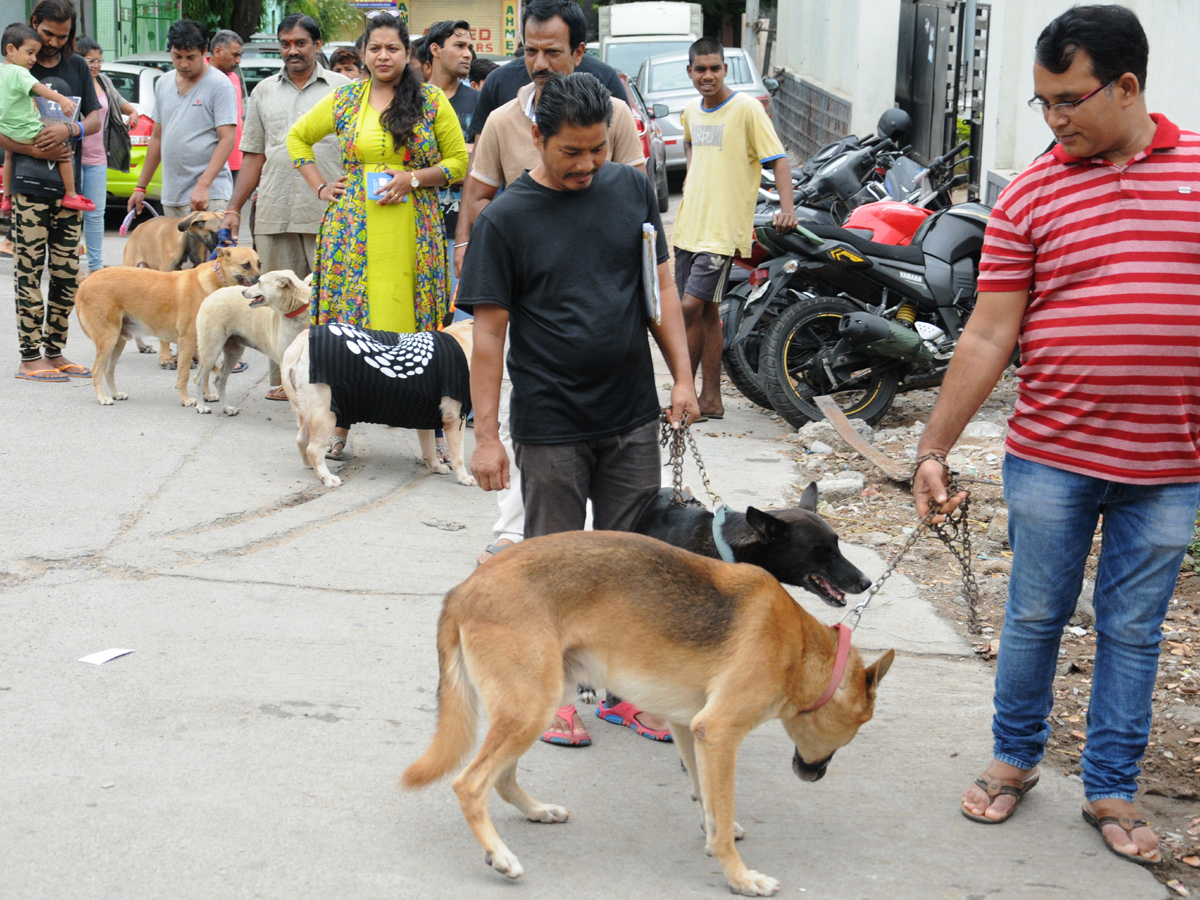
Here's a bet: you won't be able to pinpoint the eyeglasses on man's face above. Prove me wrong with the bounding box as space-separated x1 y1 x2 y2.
1027 78 1115 115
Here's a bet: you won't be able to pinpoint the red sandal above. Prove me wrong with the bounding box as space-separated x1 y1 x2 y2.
541 705 592 747
596 699 672 742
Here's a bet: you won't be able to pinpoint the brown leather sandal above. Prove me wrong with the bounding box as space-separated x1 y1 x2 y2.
961 768 1040 824
1082 804 1162 866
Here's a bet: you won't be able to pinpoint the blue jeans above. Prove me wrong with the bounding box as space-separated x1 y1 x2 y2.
81 163 107 272
994 454 1200 801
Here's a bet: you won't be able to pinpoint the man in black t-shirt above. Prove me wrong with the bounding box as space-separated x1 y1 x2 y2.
3 0 102 382
459 73 698 747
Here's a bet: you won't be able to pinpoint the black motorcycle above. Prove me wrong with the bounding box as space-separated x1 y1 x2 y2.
723 137 978 416
751 202 993 426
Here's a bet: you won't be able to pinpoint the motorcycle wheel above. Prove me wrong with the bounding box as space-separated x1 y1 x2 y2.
760 296 901 427
719 295 774 410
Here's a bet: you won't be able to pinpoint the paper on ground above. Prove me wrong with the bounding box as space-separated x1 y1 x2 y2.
78 649 134 665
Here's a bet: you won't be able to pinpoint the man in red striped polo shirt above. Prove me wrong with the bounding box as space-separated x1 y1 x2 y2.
914 5 1200 866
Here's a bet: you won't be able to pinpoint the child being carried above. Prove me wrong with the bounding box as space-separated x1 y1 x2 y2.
0 22 95 213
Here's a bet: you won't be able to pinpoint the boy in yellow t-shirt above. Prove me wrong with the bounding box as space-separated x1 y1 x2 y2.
672 37 795 419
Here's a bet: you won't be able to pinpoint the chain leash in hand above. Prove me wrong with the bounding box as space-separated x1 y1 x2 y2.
840 453 982 636
659 413 722 508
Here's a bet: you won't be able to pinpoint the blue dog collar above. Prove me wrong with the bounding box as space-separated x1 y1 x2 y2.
712 504 735 563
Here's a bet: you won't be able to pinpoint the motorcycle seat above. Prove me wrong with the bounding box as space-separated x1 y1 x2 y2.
803 224 925 265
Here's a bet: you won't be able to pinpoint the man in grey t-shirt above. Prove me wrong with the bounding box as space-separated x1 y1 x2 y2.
128 19 237 217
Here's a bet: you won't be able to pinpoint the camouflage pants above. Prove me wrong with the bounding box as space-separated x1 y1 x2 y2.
12 193 82 362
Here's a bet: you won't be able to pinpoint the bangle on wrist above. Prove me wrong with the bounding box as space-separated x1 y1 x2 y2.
225 210 240 218
132 186 146 193
457 241 468 248
316 182 327 198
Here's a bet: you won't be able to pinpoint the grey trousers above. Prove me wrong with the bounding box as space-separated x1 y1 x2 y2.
514 419 660 538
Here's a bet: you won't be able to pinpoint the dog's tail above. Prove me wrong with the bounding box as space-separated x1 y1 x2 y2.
400 595 478 788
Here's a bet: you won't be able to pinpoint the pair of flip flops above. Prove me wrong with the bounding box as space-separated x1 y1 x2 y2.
15 362 91 382
964 767 1160 866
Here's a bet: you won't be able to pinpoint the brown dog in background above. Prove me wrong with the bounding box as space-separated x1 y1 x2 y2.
122 210 223 271
75 247 261 406
402 531 893 896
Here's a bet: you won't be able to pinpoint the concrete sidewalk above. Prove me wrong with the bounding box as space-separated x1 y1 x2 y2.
0 233 1164 899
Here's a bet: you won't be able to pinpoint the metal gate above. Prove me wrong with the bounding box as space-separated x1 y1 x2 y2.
895 0 989 198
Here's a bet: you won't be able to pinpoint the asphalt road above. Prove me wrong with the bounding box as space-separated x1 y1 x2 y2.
0 214 1164 899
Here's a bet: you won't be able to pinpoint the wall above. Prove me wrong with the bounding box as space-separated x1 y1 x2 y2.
983 0 1200 184
773 0 902 154
407 0 518 55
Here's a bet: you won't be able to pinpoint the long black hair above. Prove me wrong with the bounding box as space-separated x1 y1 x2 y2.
363 13 423 152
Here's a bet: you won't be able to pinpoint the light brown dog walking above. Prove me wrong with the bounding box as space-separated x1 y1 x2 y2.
402 531 893 896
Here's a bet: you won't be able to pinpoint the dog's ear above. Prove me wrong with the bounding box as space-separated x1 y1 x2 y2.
864 649 895 693
745 506 789 544
797 482 819 512
177 212 199 232
303 273 314 286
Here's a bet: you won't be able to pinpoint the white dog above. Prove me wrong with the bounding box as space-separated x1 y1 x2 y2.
280 320 475 489
193 270 312 415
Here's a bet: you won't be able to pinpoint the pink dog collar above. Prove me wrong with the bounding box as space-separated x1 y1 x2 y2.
802 623 852 713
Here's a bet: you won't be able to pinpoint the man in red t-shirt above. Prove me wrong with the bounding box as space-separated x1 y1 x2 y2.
208 30 244 182
914 5 1200 866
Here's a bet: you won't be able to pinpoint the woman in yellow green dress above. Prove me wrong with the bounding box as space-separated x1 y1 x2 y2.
287 13 468 454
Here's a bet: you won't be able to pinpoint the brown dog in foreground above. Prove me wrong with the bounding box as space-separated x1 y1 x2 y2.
121 211 225 366
402 531 893 896
75 247 262 406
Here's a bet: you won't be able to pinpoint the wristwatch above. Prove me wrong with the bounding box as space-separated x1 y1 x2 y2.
410 171 420 190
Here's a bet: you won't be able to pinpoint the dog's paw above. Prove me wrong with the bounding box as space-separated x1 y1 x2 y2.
98 395 113 406
578 687 599 705
431 462 452 475
728 870 780 897
320 473 343 488
223 406 239 416
159 359 177 370
526 803 569 824
114 392 128 401
137 344 155 354
456 472 477 487
181 397 196 407
484 844 524 879
204 392 219 402
195 404 211 414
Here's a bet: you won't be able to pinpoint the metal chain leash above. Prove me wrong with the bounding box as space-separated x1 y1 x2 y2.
660 413 722 508
840 461 982 636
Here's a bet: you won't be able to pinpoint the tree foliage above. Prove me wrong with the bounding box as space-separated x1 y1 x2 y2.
181 0 360 43
286 0 361 43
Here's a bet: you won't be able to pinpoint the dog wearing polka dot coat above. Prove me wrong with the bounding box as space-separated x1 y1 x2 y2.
280 320 476 489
